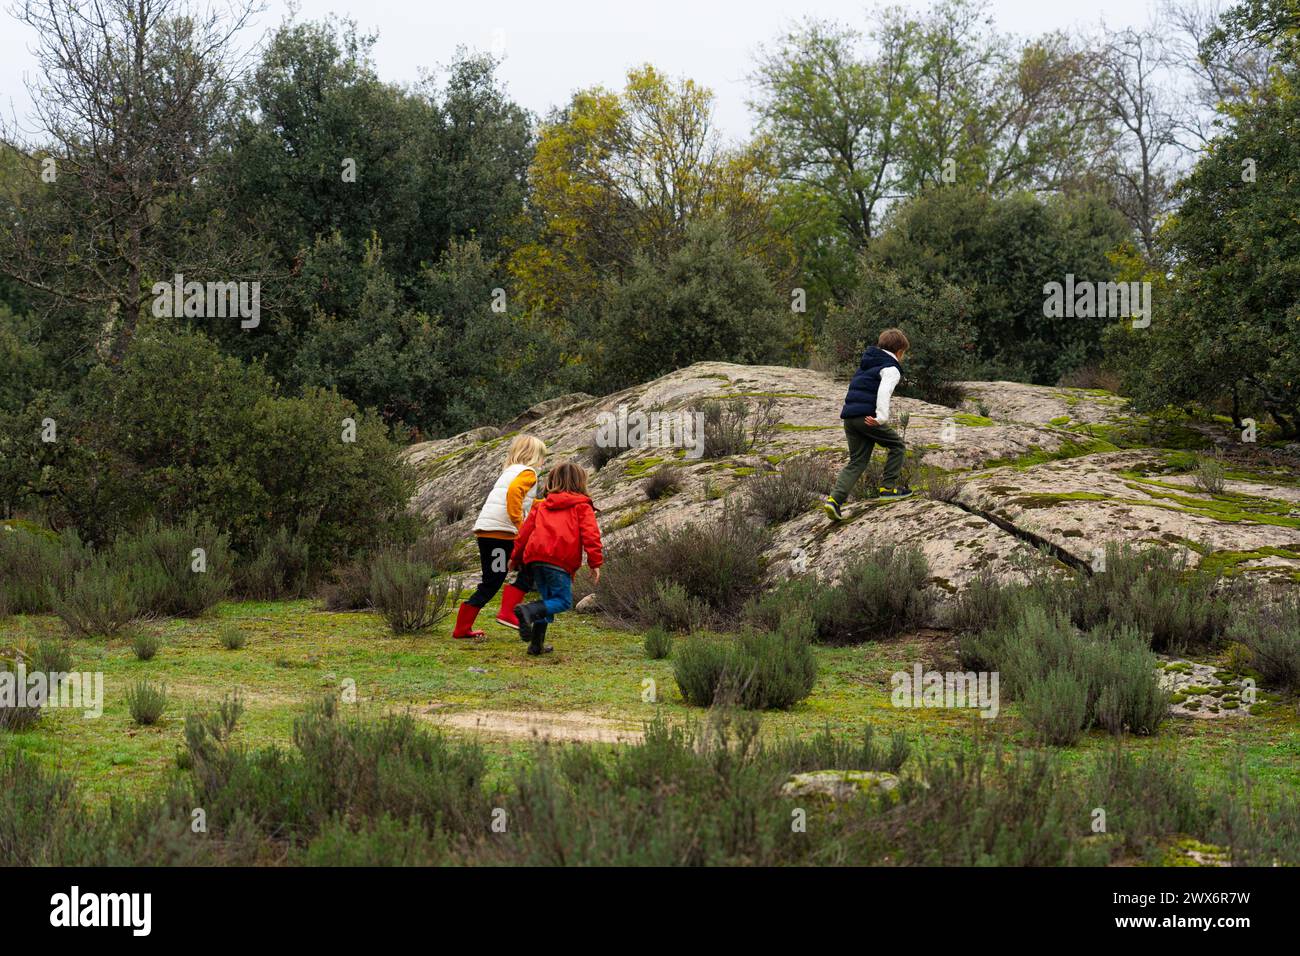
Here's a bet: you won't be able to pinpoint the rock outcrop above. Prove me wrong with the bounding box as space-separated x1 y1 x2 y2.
403 362 1300 611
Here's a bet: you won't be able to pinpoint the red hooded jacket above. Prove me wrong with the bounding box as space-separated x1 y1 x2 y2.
509 491 603 576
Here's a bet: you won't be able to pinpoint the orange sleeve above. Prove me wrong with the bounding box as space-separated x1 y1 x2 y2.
504 469 537 529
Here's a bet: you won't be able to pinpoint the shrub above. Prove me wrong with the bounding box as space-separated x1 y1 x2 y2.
671 638 742 708
370 550 455 634
760 547 930 646
643 626 673 660
644 580 706 633
1084 748 1216 857
642 466 683 501
183 697 492 843
746 455 834 522
18 326 410 563
740 616 818 709
0 658 43 731
317 558 373 611
300 816 450 866
818 547 931 644
409 523 467 573
499 711 806 865
673 615 816 710
1194 455 1227 495
7 697 1300 866
180 691 245 769
0 753 84 863
1071 544 1229 652
1092 634 1171 736
131 629 162 661
1021 668 1090 746
743 574 820 631
0 699 42 732
965 606 1168 741
126 681 168 726
590 427 637 471
235 518 316 599
217 625 248 651
918 465 963 504
697 397 779 459
770 722 909 774
438 498 470 525
1223 641 1254 676
947 569 1023 634
47 554 139 637
111 516 233 618
0 527 89 614
1229 594 1300 692
892 747 1099 865
32 639 73 676
598 505 770 627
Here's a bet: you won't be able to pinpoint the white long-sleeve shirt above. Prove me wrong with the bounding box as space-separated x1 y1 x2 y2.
874 351 901 423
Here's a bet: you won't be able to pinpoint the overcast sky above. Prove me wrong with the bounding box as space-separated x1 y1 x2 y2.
1 0 1160 143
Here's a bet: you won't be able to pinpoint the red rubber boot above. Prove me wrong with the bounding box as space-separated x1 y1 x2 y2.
496 584 526 629
452 602 485 639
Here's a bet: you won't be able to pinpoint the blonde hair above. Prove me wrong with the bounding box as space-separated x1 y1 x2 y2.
505 434 546 469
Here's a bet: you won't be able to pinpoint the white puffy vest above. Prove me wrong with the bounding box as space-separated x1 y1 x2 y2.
472 464 538 536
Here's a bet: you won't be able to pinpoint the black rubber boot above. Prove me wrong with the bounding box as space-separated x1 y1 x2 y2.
527 620 553 656
515 601 541 643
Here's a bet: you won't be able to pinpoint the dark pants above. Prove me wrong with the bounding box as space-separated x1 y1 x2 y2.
466 537 532 608
830 417 906 503
528 563 574 624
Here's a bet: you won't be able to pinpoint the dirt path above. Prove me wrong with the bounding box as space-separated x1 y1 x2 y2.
422 708 644 744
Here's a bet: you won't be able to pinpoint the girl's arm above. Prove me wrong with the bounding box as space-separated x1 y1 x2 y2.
505 469 537 528
509 508 538 568
579 502 603 570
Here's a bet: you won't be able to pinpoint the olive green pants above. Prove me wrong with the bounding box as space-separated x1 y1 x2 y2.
830 417 906 503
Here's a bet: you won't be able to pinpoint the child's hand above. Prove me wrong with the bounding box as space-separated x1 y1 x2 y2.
589 566 601 585
864 416 879 426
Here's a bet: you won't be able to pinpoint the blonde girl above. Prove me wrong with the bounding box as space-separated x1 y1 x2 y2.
451 434 546 639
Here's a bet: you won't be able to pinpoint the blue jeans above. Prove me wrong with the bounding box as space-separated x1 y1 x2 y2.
529 563 573 624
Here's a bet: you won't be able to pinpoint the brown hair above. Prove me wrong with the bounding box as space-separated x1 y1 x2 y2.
544 461 589 497
878 328 910 355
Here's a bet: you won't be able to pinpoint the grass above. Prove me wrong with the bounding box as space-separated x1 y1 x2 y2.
3 595 1299 809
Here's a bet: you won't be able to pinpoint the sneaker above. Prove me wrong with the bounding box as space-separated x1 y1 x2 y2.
823 496 844 521
876 486 914 500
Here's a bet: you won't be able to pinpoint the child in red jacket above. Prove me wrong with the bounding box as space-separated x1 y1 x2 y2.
509 461 603 656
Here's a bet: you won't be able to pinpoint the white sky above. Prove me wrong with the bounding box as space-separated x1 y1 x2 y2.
1 0 1159 143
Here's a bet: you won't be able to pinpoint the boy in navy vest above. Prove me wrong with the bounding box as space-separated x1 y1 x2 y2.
824 327 913 520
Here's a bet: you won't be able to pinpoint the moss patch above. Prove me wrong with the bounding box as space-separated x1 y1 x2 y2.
952 413 996 427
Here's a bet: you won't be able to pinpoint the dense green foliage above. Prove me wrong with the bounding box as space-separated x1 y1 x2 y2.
4 698 1299 866
3 0 1298 468
1 325 409 559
